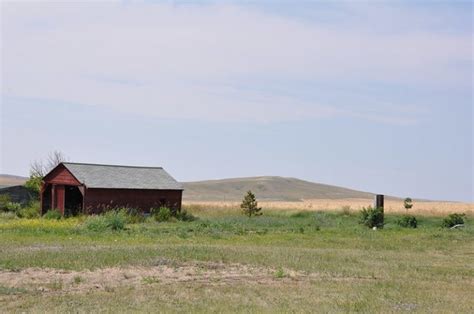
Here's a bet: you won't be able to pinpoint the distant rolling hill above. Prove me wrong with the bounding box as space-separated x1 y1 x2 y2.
0 174 27 188
0 174 383 202
182 176 376 202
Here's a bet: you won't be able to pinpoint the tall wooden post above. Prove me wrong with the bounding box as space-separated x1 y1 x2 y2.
374 194 384 209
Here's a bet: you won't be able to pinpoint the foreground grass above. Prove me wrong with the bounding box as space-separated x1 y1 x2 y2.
0 210 473 313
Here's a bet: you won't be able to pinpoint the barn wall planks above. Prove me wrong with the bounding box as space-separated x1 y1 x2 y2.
84 189 182 214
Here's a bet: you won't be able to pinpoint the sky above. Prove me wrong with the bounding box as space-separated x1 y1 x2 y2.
0 1 472 202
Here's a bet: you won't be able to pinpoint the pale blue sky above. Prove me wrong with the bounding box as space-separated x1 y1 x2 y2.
1 1 472 201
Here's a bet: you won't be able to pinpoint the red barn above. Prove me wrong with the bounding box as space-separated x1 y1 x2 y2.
40 162 183 216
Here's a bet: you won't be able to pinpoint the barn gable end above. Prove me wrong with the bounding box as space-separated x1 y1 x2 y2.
42 164 81 186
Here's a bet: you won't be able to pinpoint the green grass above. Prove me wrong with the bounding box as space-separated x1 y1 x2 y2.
0 210 473 312
0 285 27 296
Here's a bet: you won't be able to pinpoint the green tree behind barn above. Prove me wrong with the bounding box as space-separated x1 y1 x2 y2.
24 151 68 198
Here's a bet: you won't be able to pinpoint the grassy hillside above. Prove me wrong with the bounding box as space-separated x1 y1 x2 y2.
183 176 375 201
0 175 27 188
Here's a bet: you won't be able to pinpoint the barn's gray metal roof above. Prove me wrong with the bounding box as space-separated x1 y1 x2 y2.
62 162 183 190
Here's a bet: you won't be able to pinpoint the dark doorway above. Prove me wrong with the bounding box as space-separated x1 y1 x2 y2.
64 186 83 217
41 185 52 214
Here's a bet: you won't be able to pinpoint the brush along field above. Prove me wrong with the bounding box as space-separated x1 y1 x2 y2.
0 207 473 313
183 199 474 216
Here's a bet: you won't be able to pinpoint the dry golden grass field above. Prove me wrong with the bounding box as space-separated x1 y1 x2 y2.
183 199 474 216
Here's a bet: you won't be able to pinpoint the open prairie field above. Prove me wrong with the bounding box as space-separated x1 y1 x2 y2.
184 199 474 216
1 207 473 313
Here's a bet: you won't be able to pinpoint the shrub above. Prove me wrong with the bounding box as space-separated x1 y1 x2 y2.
340 205 352 216
4 202 22 214
290 211 312 219
175 209 197 222
359 206 384 229
118 207 145 224
0 212 17 220
397 215 417 228
0 194 11 211
84 210 127 231
442 213 466 228
15 201 40 219
104 210 126 230
274 267 286 279
84 215 109 232
152 206 171 222
43 209 62 220
149 207 196 223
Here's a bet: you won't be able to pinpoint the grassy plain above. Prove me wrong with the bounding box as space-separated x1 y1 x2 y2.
0 205 473 313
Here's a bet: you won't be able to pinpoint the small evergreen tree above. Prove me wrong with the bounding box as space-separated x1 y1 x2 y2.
240 191 262 218
404 197 413 212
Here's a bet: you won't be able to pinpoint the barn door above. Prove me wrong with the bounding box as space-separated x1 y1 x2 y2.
53 185 65 215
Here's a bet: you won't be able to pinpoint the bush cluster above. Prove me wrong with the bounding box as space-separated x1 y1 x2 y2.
0 194 12 211
359 206 384 229
175 209 197 222
43 209 62 220
150 206 197 222
152 206 171 222
120 207 146 224
84 210 127 232
397 215 417 228
442 213 466 228
81 206 197 231
0 196 40 219
0 212 17 220
3 202 22 213
17 203 41 219
83 215 109 232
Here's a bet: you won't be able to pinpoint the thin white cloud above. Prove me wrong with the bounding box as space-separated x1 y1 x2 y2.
1 2 471 123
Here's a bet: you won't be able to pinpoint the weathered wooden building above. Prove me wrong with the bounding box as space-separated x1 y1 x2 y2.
0 185 35 205
40 163 183 216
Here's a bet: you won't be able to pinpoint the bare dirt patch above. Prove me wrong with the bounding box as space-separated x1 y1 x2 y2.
0 261 381 297
0 262 305 295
